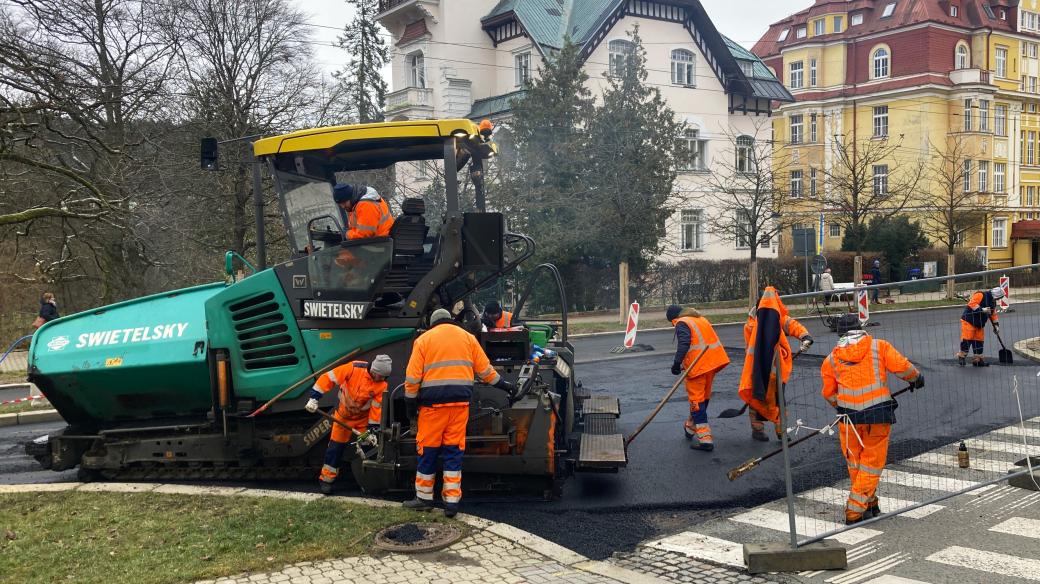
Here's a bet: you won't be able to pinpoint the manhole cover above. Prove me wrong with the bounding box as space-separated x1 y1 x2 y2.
373 522 465 553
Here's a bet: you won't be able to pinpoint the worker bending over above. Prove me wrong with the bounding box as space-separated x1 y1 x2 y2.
667 305 729 451
821 330 923 524
403 309 515 517
957 286 1005 367
306 355 392 494
739 287 813 442
333 183 394 240
482 301 520 330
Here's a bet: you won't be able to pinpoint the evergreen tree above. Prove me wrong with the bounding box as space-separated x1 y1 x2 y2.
335 0 389 123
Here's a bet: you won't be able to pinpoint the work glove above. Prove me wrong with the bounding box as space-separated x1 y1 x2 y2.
305 398 320 413
405 397 419 421
671 362 683 375
911 374 925 391
494 378 517 398
800 336 814 353
360 432 377 448
993 322 1001 334
982 307 992 315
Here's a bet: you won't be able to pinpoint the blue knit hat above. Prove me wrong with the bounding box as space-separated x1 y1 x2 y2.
332 183 354 204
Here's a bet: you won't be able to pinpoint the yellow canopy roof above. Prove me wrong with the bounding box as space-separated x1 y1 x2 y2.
253 119 481 157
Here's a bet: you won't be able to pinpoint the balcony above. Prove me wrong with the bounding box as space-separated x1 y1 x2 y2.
949 68 992 86
377 0 438 30
386 86 434 119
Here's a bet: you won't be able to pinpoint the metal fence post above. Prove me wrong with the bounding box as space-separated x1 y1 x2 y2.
776 354 798 548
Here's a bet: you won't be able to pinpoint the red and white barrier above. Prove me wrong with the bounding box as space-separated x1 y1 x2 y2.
857 287 869 325
0 394 47 407
623 302 640 349
999 275 1010 311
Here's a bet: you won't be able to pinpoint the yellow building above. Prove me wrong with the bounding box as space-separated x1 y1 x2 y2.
754 0 1040 268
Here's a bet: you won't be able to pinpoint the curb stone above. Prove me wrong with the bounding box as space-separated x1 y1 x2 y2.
0 409 63 426
1013 337 1040 364
0 482 666 584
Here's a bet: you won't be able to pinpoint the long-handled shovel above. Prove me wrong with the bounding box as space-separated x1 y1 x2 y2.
717 349 805 419
993 325 1014 365
247 349 361 417
624 350 706 447
727 384 914 481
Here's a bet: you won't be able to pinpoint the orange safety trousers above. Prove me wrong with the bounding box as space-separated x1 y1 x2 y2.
684 371 715 445
319 410 368 484
415 404 468 505
748 374 783 438
838 422 890 521
960 321 986 355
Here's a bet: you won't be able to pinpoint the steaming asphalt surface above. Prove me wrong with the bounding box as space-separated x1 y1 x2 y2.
3 303 1039 560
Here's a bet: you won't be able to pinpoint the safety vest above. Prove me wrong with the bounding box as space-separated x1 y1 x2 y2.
312 361 386 427
404 321 501 406
347 194 394 240
962 291 998 328
822 336 919 424
739 287 795 423
493 311 513 329
674 315 730 378
744 314 810 360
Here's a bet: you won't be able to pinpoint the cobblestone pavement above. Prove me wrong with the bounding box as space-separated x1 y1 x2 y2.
611 548 792 584
195 529 640 584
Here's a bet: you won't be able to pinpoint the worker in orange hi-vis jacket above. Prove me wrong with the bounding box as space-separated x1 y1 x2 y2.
666 304 730 451
305 355 392 494
956 286 1005 367
821 330 923 525
402 309 516 518
739 287 813 442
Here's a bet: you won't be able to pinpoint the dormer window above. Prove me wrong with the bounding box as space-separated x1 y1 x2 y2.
796 27 807 39
739 60 754 76
881 2 896 18
851 13 864 26
950 5 958 18
778 28 790 42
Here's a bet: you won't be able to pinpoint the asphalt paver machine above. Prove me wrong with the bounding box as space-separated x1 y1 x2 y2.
25 119 627 497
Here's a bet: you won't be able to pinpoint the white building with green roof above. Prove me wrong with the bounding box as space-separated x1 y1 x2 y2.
376 0 793 261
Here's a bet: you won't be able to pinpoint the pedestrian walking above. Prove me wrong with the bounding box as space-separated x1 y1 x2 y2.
819 268 835 306
820 330 923 524
32 292 59 330
403 309 515 517
739 287 813 442
305 355 392 494
956 286 1004 367
667 305 730 451
870 259 882 304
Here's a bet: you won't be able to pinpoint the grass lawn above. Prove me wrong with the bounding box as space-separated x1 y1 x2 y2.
0 400 49 415
0 491 447 584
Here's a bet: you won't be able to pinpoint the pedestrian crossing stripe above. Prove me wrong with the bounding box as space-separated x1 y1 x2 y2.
926 546 1040 581
729 507 882 545
902 452 1014 474
798 487 945 519
989 516 1040 540
825 552 909 584
645 532 744 568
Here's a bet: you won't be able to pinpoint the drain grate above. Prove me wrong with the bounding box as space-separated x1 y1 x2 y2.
373 522 465 553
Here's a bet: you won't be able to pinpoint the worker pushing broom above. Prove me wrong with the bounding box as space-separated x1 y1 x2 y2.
956 286 1008 367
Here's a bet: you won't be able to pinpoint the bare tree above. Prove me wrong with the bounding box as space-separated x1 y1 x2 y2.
700 119 801 305
921 136 994 298
818 133 925 281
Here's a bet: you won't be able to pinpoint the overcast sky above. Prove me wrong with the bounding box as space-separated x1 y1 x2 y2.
301 0 812 77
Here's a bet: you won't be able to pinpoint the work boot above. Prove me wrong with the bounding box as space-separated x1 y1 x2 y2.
683 420 696 440
845 514 865 526
403 498 434 512
444 503 459 518
955 351 967 367
868 499 881 518
972 356 988 367
319 481 334 495
690 440 714 451
751 430 769 442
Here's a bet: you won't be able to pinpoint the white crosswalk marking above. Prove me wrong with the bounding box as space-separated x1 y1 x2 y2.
927 546 1040 581
798 486 944 519
968 438 1040 457
990 516 1040 539
903 452 1014 474
880 469 989 493
825 552 908 584
645 532 744 568
862 576 933 584
729 507 882 545
991 425 1040 440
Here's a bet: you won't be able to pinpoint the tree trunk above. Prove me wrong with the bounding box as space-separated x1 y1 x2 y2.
748 259 759 311
618 260 629 325
854 255 863 285
946 253 957 300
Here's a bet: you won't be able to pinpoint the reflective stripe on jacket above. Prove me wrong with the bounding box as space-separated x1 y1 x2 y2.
405 321 501 406
962 291 998 328
312 360 387 427
672 315 730 378
494 311 513 329
821 335 919 425
347 194 394 240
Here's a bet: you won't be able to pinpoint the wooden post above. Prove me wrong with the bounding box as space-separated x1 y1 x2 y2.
853 255 863 286
946 253 957 299
619 261 629 325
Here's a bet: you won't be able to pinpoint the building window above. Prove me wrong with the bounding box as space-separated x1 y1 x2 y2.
830 223 841 237
1029 186 1036 206
810 167 818 198
963 160 972 192
873 105 889 137
882 2 896 18
677 128 707 171
736 135 755 173
680 209 704 251
992 217 1007 248
789 61 804 89
964 99 973 132
950 5 958 17
956 44 969 69
1032 44 1039 58
978 160 989 192
814 19 825 36
408 51 426 88
1023 11 1040 32
872 47 890 79
609 39 635 76
790 114 804 144
995 104 1007 136
778 28 790 42
735 210 754 249
873 164 889 196
1030 131 1037 165
810 58 817 87
851 13 864 26
796 27 807 39
740 60 754 76
996 47 1008 77
833 15 843 32
671 49 696 86
1001 8 1007 20
979 100 989 132
995 162 1006 192
810 114 818 142
514 52 531 86
791 170 804 198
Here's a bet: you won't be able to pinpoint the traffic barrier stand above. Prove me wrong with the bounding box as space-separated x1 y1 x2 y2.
610 301 655 353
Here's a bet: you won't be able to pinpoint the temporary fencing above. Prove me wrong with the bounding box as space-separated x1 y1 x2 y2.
739 263 1040 547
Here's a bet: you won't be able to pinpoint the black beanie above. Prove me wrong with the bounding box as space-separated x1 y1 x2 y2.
666 304 682 321
484 301 502 315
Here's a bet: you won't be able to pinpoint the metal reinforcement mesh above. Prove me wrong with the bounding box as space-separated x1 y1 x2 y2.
762 265 1040 545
